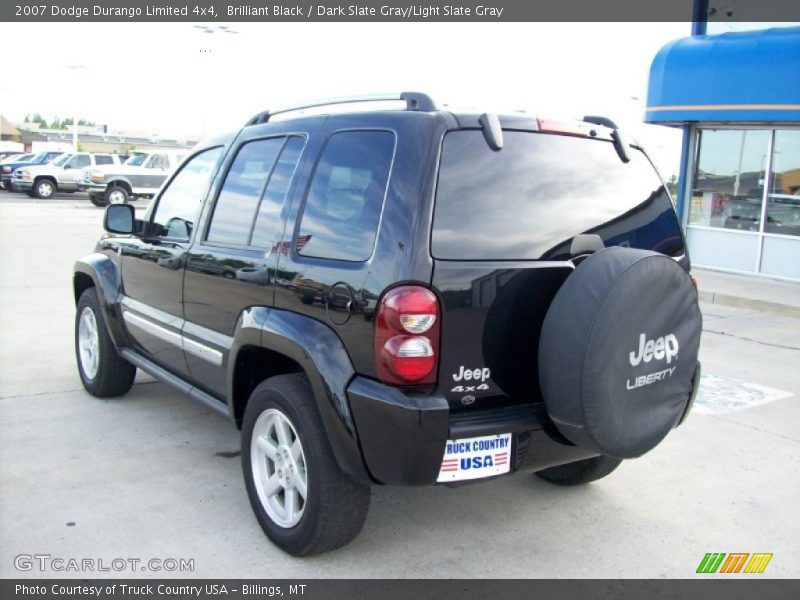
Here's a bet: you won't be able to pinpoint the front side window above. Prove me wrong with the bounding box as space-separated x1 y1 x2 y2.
95 155 113 165
148 154 169 170
67 154 91 169
296 130 395 261
52 154 71 167
766 130 800 236
690 129 770 230
150 147 223 240
125 153 148 167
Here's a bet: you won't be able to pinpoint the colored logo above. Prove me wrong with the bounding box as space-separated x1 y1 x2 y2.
696 553 773 574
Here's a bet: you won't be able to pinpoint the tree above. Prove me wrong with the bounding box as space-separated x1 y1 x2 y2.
29 113 48 128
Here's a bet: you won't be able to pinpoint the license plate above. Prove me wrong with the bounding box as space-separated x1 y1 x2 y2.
436 433 512 482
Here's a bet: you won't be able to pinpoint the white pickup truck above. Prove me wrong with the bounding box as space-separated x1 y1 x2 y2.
79 150 186 206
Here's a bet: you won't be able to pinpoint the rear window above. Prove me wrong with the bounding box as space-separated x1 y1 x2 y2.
432 130 684 260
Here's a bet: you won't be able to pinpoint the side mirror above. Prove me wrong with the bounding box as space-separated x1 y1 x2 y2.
104 204 135 235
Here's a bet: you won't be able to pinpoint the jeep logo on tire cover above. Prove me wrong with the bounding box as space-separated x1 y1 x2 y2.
628 333 679 367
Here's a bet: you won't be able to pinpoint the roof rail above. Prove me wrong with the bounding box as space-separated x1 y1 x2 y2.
244 92 436 126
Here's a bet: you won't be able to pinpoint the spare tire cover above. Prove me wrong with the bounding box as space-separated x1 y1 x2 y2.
538 247 701 458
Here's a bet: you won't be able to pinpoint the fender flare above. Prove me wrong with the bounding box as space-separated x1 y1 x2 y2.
228 307 370 483
73 253 130 349
106 177 133 192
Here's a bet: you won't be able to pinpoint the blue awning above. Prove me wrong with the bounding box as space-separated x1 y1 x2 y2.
646 27 800 125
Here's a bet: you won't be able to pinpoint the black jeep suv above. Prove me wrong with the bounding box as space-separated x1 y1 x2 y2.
73 93 702 556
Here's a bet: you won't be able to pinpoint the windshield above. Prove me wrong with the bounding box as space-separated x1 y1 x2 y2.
1 154 24 163
29 152 49 163
432 130 684 261
52 154 72 167
125 153 149 166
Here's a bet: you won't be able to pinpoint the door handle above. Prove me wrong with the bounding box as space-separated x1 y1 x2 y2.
157 256 182 270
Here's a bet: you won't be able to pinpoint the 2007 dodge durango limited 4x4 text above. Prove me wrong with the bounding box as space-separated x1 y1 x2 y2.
73 93 702 556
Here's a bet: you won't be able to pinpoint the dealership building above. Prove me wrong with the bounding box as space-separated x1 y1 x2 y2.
646 24 800 281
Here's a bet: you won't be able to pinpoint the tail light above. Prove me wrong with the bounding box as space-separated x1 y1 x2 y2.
374 285 440 385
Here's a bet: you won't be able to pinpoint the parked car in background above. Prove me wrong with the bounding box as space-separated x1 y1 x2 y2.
0 151 25 162
1 153 31 163
1 151 64 191
79 150 185 206
13 152 124 198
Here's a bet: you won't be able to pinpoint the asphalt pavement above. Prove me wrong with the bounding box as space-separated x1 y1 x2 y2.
1 191 798 578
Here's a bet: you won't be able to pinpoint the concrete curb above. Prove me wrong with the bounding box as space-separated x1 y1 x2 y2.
698 290 800 319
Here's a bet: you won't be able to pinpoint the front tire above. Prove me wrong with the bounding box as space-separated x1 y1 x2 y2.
33 178 56 199
535 455 622 486
105 186 130 205
75 288 136 397
242 374 370 556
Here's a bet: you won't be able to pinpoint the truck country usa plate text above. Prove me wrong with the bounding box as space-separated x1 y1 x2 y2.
437 433 512 482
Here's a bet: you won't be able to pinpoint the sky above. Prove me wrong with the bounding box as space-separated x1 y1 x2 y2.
0 22 693 176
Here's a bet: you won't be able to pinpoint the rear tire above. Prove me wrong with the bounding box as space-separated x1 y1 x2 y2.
535 455 622 486
75 288 136 397
242 374 370 556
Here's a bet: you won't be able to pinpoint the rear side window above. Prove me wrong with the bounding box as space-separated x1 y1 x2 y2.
296 130 395 261
432 130 684 260
206 138 284 246
251 137 305 248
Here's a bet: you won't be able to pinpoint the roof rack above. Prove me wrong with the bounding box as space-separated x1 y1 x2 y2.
244 92 436 126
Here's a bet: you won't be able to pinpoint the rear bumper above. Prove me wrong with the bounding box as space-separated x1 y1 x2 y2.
348 363 702 486
678 362 702 426
347 377 595 485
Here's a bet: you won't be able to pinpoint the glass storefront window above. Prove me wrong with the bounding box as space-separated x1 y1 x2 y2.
766 130 800 237
689 129 770 230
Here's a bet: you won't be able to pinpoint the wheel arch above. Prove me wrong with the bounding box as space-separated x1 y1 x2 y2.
33 174 58 187
73 253 128 349
228 307 370 483
107 178 133 193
